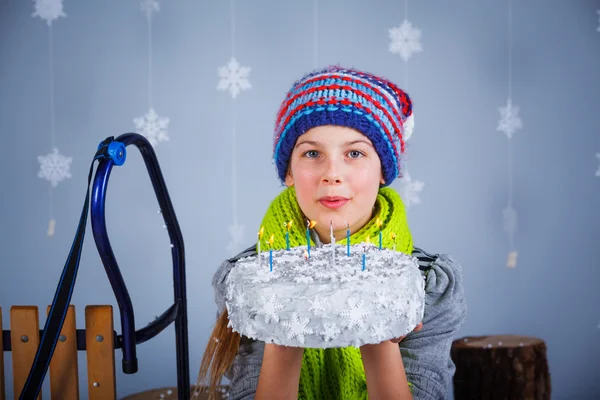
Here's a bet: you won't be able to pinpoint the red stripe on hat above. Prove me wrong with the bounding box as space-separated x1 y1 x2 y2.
275 83 404 155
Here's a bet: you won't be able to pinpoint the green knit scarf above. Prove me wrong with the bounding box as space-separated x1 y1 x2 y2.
256 186 413 399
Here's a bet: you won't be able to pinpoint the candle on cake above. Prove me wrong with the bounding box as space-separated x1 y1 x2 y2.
306 220 317 257
345 221 350 256
377 218 383 249
257 226 265 266
390 232 397 251
268 234 275 272
330 221 336 266
284 220 293 250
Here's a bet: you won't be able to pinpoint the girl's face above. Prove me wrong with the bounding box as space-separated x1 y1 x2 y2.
285 125 384 243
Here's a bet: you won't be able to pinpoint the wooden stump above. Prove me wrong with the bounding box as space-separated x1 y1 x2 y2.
451 335 551 400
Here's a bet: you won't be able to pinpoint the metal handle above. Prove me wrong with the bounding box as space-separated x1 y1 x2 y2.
90 133 190 400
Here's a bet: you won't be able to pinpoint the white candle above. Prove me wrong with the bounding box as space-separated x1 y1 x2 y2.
330 221 336 266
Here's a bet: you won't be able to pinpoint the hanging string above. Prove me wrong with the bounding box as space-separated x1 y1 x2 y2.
230 0 238 227
313 0 318 68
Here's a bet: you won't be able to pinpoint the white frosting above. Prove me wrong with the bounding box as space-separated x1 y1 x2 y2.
225 243 426 348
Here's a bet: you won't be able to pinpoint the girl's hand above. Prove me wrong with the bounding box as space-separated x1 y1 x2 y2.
390 321 423 343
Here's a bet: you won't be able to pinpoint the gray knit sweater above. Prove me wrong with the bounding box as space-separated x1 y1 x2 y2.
211 233 467 400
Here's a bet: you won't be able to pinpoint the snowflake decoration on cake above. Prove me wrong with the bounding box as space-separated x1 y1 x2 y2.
37 148 72 187
226 223 245 253
32 0 66 26
497 99 523 139
242 323 257 339
309 297 325 314
281 313 313 345
595 153 600 177
388 20 423 62
370 322 388 342
503 206 518 235
372 291 389 309
217 57 252 99
341 298 369 330
257 294 284 323
133 108 170 146
319 323 341 342
399 171 424 207
140 0 159 20
232 291 248 309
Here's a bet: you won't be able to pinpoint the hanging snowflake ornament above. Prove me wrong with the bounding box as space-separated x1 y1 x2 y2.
388 20 423 62
595 153 600 177
133 108 170 146
32 0 66 26
38 148 72 187
217 57 252 99
140 0 159 20
399 171 424 208
597 10 600 32
281 313 313 345
226 223 245 253
497 99 523 139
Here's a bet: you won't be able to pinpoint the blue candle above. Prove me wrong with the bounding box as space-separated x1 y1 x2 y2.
270 249 273 272
345 222 350 256
362 252 366 271
377 218 383 249
306 226 310 257
286 231 290 250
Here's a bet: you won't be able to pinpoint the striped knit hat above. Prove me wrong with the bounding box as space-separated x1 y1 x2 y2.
273 65 414 187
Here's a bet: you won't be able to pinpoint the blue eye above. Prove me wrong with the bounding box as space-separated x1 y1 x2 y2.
303 150 319 158
348 150 364 159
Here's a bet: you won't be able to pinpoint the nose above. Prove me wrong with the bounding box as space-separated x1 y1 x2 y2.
322 158 342 185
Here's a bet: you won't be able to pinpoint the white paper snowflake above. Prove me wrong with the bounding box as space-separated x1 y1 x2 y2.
140 0 159 20
32 0 66 26
133 108 170 146
319 323 341 342
242 323 257 339
503 206 518 235
309 297 325 314
233 291 248 309
595 153 600 177
257 294 284 323
399 171 424 208
497 99 523 139
388 20 423 62
37 148 72 187
281 313 313 344
372 291 389 308
217 57 252 99
370 322 388 342
341 298 368 330
226 223 245 253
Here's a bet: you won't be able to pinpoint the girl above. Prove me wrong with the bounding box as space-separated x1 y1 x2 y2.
196 65 467 400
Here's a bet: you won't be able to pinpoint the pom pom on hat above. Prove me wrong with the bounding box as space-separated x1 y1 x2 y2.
272 65 414 187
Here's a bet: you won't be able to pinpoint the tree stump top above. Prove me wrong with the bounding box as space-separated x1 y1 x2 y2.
453 334 544 350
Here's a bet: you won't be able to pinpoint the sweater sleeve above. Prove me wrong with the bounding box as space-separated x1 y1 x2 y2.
400 252 467 400
211 251 264 400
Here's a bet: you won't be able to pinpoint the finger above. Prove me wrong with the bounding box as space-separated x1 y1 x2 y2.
413 322 423 332
390 336 404 343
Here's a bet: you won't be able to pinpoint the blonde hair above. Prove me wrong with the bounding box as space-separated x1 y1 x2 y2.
194 309 241 399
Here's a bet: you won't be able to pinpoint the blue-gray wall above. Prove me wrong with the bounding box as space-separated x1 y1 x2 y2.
1 1 599 399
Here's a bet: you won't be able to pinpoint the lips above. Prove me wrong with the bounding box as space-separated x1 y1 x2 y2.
318 196 349 210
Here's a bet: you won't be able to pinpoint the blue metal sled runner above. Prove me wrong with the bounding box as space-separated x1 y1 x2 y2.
8 133 190 399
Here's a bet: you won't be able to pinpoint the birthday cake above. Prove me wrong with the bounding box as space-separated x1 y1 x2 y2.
224 242 426 348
